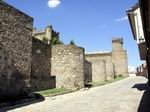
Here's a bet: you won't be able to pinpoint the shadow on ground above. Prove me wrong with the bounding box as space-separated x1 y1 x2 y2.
0 93 45 112
132 82 150 112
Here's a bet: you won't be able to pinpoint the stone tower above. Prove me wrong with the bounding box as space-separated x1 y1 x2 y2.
111 38 128 77
33 25 53 44
45 25 52 44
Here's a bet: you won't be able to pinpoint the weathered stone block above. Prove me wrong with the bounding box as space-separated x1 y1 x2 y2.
51 45 85 90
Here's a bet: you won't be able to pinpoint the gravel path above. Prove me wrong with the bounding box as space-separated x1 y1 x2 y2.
1 76 148 112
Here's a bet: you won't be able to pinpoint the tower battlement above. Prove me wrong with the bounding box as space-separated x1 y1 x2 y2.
112 38 123 44
112 37 124 51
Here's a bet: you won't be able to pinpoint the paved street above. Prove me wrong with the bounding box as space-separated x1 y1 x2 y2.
1 76 149 112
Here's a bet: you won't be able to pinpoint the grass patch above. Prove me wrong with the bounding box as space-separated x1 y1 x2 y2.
35 88 72 97
88 75 126 87
91 81 109 87
35 76 126 97
109 75 126 83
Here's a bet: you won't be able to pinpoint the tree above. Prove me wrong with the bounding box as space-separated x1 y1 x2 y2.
51 36 60 45
42 37 48 43
69 39 75 45
51 31 64 45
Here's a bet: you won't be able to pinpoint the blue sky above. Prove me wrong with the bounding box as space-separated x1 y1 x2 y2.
5 0 143 69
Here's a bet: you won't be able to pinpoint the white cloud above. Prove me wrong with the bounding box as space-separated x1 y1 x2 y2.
48 0 61 8
116 16 128 22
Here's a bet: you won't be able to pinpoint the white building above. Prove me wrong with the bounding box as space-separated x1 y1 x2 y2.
127 4 147 60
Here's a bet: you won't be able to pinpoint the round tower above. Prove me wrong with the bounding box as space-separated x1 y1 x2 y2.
112 38 128 77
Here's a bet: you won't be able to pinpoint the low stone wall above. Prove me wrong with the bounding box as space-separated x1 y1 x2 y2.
85 53 115 81
84 60 92 83
51 45 85 90
31 38 55 91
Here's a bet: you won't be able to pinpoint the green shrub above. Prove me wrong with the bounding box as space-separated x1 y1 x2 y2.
42 36 48 43
69 39 75 45
35 88 71 96
118 74 123 77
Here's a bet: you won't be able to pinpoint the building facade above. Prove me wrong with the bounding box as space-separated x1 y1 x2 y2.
33 26 60 45
127 0 150 84
127 4 146 61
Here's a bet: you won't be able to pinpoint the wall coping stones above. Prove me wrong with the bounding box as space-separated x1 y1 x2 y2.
112 38 123 44
0 1 33 30
85 52 111 57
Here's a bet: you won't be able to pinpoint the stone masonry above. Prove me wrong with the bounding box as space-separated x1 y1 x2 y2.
51 45 85 90
0 1 56 100
0 1 129 100
85 38 128 82
86 53 114 82
31 37 55 91
0 1 33 100
84 60 92 83
111 38 128 77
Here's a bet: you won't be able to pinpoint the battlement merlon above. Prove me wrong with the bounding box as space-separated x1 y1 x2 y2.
112 38 123 44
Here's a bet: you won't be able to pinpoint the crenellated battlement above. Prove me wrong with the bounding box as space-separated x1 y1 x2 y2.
112 38 123 44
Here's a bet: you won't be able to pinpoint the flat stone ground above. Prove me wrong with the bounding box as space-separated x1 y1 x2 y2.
1 76 149 112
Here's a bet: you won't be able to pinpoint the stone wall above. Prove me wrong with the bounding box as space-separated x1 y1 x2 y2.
112 50 128 76
84 60 92 83
92 60 106 82
85 53 114 82
0 1 33 100
85 38 128 81
51 45 85 90
0 1 129 99
112 38 128 77
31 38 55 91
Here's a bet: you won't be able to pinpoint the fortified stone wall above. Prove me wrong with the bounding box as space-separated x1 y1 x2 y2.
84 60 92 83
51 45 85 90
0 1 33 100
0 1 129 99
31 38 55 91
85 53 114 82
112 38 128 77
112 51 128 76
